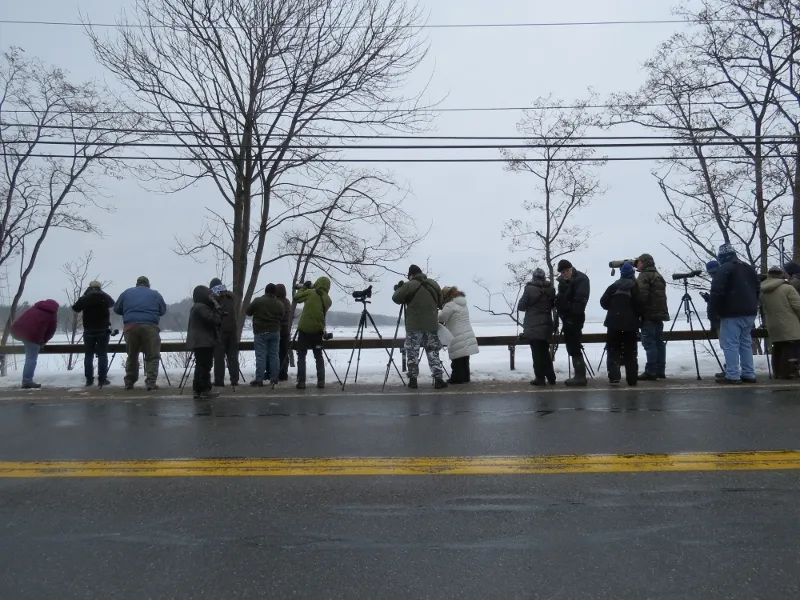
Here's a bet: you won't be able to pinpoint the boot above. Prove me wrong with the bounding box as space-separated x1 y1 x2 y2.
638 372 658 381
99 378 111 387
565 356 587 387
21 381 42 389
85 377 94 387
296 381 306 390
530 379 546 387
434 377 448 389
146 383 159 391
316 379 325 389
408 376 418 389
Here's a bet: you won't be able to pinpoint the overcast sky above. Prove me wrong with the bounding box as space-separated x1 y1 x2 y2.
1 0 699 322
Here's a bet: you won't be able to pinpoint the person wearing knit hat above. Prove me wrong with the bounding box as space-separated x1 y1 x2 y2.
600 262 644 386
113 276 167 390
706 260 719 275
634 253 670 381
518 266 557 386
72 278 116 387
555 259 591 386
783 261 800 295
709 242 760 384
208 277 240 387
760 265 800 379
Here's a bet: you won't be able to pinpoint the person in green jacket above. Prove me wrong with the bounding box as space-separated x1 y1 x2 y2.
293 276 332 389
635 253 670 380
392 264 447 389
760 266 800 379
246 283 285 386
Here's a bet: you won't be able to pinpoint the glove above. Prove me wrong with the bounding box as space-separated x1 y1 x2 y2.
393 280 405 291
699 291 710 303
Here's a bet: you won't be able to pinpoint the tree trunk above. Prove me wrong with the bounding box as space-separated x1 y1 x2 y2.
793 134 800 262
754 131 769 273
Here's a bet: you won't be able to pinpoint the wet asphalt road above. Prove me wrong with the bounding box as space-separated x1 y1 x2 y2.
2 387 800 599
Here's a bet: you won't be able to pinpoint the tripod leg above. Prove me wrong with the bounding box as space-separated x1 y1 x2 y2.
686 296 724 372
582 346 595 378
160 355 172 387
322 349 342 385
179 353 195 395
596 346 606 376
686 312 702 381
361 307 406 390
342 313 367 391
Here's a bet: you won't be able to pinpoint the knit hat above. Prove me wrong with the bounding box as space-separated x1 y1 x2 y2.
88 280 102 289
620 262 635 279
211 283 226 295
706 260 719 275
784 262 800 276
717 243 737 264
408 264 422 277
209 277 223 288
265 283 277 295
532 268 546 280
136 276 150 287
557 259 573 272
768 265 784 276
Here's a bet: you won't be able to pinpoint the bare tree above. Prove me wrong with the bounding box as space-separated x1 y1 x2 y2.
0 48 144 366
87 0 431 335
61 251 107 370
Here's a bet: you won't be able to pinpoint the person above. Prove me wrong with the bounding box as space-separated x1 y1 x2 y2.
760 266 800 380
709 243 760 384
783 261 800 294
113 276 167 391
517 268 557 386
600 262 644 386
293 277 332 389
392 264 447 389
438 286 479 384
266 283 292 382
555 259 591 387
186 285 223 399
635 253 669 380
209 278 240 387
9 299 59 389
246 283 285 387
71 281 116 387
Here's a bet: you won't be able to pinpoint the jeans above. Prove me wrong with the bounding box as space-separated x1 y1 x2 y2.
720 316 756 380
84 329 110 381
254 331 280 383
640 319 666 375
22 341 40 384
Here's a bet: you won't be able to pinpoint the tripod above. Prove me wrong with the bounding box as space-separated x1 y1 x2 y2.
667 278 723 380
100 329 125 390
276 328 342 388
343 298 405 391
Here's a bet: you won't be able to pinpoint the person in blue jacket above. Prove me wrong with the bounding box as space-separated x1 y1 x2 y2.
113 276 167 390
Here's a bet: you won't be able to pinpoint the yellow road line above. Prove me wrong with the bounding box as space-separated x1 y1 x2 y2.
1 450 800 477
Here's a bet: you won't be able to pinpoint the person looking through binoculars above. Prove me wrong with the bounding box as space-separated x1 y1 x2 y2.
292 277 332 389
392 264 447 389
71 280 116 387
246 283 285 387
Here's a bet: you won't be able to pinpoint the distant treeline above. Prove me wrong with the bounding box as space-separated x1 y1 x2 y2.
0 300 396 333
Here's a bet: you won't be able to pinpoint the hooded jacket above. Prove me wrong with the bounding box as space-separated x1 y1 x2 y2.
438 294 479 359
517 279 556 341
275 284 292 335
211 289 238 334
293 277 332 335
72 288 115 331
636 254 669 321
392 273 443 332
113 285 167 326
600 278 645 332
709 255 759 319
10 300 59 346
555 269 591 325
759 276 800 343
186 285 221 350
246 291 286 334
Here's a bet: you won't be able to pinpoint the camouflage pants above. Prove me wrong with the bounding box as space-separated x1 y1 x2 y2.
405 330 444 378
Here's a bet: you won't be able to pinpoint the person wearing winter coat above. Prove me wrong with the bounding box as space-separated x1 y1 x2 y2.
600 263 645 386
209 278 240 387
438 286 479 384
517 268 557 386
392 264 447 390
246 283 285 387
635 253 669 380
71 281 115 387
760 266 800 379
555 259 591 387
292 277 331 389
710 243 760 384
265 283 292 382
113 276 167 391
186 285 222 399
9 299 59 389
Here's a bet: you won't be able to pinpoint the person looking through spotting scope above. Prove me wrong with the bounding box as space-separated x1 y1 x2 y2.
392 264 447 389
292 277 332 389
555 259 591 387
246 283 285 387
71 280 115 387
635 253 669 380
186 285 223 399
600 262 644 386
209 277 239 388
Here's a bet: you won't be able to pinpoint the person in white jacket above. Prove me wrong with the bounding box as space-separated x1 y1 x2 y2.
438 286 479 384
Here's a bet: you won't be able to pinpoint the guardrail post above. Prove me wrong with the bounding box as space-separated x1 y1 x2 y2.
508 344 515 371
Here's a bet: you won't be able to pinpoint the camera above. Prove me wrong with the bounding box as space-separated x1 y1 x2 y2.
109 328 120 337
322 332 334 341
672 270 702 280
351 285 373 300
293 281 312 291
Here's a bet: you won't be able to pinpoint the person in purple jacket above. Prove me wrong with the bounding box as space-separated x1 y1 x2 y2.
9 299 60 389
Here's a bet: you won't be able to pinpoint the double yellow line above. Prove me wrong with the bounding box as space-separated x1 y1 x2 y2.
2 450 800 477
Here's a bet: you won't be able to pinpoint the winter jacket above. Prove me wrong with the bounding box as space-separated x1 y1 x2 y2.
72 289 115 332
600 278 645 332
636 255 669 321
186 286 221 350
294 277 332 335
211 290 238 334
246 293 285 334
113 285 167 326
555 269 591 326
392 273 443 332
275 284 292 335
789 276 800 295
438 295 479 359
709 259 759 319
759 277 800 343
10 300 59 346
517 279 556 341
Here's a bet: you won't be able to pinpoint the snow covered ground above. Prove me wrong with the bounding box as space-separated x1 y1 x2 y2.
0 320 770 390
